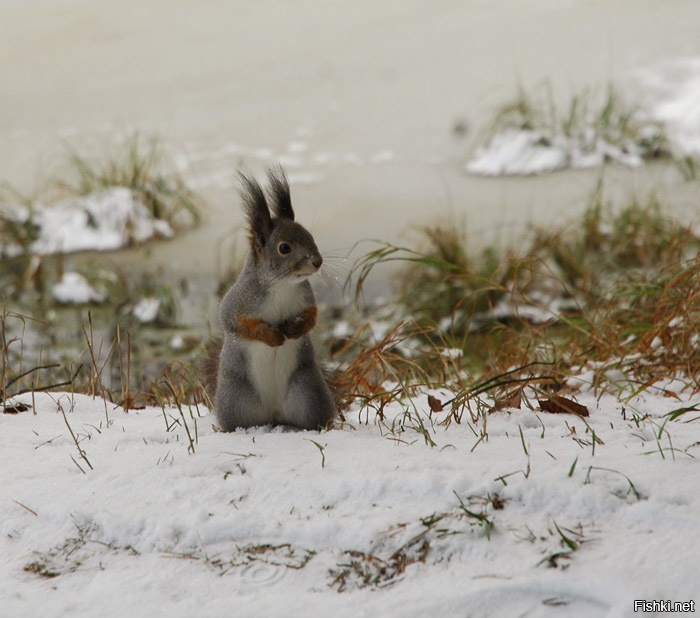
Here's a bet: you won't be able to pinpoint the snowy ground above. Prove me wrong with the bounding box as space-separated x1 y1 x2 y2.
2 380 699 617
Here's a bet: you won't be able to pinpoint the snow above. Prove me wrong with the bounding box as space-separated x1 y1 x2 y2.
465 129 642 177
466 129 568 176
638 57 700 156
132 297 161 323
1 188 174 257
51 272 105 305
2 385 699 617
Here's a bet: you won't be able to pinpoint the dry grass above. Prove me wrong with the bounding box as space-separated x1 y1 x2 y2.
0 299 208 416
58 133 201 227
3 179 699 435
334 185 700 428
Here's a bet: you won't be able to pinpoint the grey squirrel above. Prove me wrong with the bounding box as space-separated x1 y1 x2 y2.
201 166 336 431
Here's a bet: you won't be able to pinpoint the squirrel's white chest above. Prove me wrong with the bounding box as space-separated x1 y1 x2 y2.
259 280 308 323
247 339 300 415
243 281 309 417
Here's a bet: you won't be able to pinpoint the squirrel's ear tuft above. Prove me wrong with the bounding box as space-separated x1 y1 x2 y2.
239 172 273 252
266 165 295 221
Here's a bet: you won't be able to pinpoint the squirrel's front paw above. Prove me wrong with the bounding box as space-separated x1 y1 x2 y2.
237 315 285 347
281 306 318 339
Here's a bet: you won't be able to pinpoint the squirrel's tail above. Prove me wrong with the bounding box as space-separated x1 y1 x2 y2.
199 336 222 409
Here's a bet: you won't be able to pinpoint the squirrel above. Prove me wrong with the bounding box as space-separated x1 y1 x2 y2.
201 166 336 431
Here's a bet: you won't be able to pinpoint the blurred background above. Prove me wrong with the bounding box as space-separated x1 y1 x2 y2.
4 0 700 271
2 0 700 392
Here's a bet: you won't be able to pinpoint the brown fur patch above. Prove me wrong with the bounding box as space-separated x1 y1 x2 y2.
237 315 286 347
280 305 318 339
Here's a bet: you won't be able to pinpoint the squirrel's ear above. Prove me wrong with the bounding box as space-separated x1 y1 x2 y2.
239 172 273 252
266 165 295 221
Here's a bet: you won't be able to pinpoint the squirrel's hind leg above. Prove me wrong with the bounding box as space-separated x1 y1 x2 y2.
215 365 270 431
283 363 335 430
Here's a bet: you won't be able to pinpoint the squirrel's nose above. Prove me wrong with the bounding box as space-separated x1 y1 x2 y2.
312 254 323 269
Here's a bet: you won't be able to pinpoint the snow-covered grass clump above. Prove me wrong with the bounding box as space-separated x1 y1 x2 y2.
0 134 201 260
1 188 174 257
466 127 645 176
465 84 669 177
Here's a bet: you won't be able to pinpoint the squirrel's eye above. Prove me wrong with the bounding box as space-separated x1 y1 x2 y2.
278 242 292 255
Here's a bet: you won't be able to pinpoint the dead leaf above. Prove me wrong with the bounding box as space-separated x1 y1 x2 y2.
2 401 31 414
538 396 589 417
427 394 444 413
491 388 523 412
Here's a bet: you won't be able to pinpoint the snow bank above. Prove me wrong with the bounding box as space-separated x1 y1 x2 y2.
465 128 643 176
1 188 174 257
466 57 700 177
638 56 700 156
2 386 699 617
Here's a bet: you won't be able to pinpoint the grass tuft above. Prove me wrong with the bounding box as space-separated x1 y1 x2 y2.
485 82 670 163
337 181 700 429
57 133 201 228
